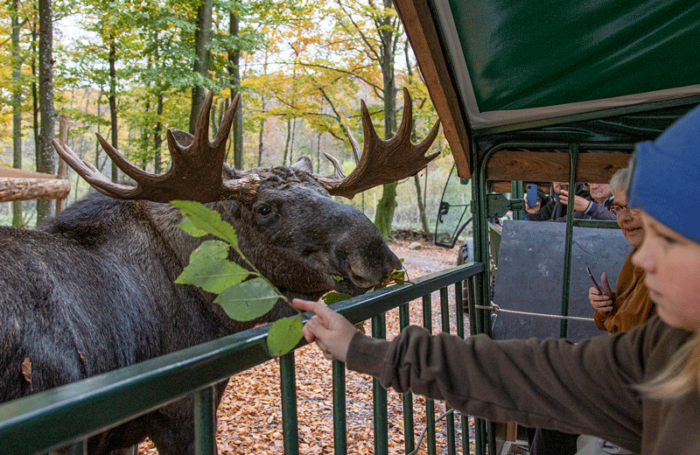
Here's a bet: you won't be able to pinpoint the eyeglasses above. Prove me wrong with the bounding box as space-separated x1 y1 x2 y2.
608 204 641 216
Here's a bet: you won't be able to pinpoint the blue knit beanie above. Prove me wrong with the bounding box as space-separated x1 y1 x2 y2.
629 104 700 244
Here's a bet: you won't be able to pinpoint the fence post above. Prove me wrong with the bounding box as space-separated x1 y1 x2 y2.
281 352 299 455
194 386 217 455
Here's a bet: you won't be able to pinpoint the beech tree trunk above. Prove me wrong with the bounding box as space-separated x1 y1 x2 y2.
11 0 23 227
413 173 431 236
36 0 56 223
405 41 431 237
31 3 39 177
153 31 163 174
229 12 243 169
109 40 118 182
373 0 399 239
189 0 213 134
154 93 163 174
257 111 266 167
55 114 69 212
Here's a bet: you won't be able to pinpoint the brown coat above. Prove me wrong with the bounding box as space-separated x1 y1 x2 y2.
347 317 699 455
594 248 656 334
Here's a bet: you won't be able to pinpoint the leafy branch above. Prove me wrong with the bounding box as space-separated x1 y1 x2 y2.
171 200 406 357
172 200 302 356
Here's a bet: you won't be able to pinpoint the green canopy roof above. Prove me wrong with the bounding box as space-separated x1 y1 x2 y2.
443 0 700 128
396 0 700 174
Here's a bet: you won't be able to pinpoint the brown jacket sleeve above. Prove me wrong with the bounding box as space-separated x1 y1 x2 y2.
594 248 656 334
345 318 686 453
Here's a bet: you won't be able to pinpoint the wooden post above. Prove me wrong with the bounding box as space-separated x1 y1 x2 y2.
56 114 69 212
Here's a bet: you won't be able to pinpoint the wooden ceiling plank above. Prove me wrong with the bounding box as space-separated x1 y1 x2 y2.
486 151 633 184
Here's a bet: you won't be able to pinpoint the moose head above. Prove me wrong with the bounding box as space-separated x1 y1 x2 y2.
52 88 440 302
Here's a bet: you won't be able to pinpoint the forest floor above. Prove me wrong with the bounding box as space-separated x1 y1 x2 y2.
138 239 475 455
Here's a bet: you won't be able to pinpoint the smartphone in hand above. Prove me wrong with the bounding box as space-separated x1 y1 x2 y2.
586 267 610 296
526 184 538 207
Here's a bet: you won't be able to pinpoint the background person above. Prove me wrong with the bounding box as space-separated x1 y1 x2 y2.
527 182 616 222
589 167 655 334
577 167 656 455
295 103 700 455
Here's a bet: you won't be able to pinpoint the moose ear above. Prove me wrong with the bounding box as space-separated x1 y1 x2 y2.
291 156 314 174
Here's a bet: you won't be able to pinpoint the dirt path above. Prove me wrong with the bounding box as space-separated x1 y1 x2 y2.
389 239 459 278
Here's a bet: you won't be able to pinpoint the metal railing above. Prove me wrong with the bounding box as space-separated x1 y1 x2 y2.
0 262 483 455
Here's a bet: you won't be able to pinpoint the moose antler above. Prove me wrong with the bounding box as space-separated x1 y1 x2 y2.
315 88 440 199
52 90 260 204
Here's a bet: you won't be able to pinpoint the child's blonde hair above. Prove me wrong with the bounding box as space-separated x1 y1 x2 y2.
640 331 700 398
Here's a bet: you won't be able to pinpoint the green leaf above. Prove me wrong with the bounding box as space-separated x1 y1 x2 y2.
172 200 238 246
215 277 280 322
267 316 304 357
177 216 209 238
322 292 352 305
332 275 344 283
390 268 406 283
175 240 250 293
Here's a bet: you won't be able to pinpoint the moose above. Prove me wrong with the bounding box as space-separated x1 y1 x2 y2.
0 88 439 454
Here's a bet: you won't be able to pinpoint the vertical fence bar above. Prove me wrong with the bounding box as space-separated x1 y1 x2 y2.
423 294 437 455
474 419 486 455
440 287 457 455
510 181 524 220
194 386 216 455
372 313 388 455
333 360 347 455
473 150 489 455
399 302 416 453
455 281 465 337
455 281 471 455
559 144 579 338
280 352 300 455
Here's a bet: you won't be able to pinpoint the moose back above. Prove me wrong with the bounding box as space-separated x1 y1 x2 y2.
0 89 439 454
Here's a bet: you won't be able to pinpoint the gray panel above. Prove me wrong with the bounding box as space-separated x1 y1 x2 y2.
491 220 632 342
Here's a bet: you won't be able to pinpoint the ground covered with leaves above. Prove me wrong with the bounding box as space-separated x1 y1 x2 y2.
139 239 469 455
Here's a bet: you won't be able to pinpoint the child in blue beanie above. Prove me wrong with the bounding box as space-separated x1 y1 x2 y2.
295 104 700 455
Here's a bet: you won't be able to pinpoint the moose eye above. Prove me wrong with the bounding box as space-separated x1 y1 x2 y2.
258 205 272 216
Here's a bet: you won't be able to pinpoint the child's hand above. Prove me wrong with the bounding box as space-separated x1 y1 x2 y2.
293 298 359 363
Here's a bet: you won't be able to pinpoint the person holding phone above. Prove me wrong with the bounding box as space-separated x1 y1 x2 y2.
295 103 700 455
589 168 656 334
527 181 616 222
559 182 616 220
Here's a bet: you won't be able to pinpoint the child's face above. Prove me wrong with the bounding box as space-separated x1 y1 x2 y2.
632 213 700 331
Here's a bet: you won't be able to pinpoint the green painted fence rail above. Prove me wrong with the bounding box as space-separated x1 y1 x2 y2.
0 262 483 455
